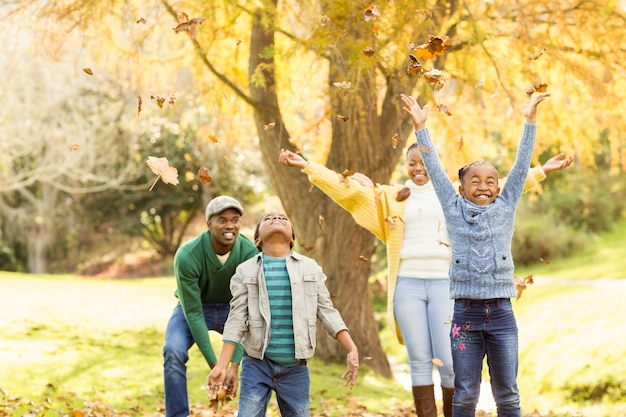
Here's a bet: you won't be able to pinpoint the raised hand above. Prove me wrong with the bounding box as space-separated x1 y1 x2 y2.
524 92 550 124
400 94 429 130
279 148 308 169
542 152 574 174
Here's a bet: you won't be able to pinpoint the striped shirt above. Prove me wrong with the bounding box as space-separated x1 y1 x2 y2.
263 254 298 366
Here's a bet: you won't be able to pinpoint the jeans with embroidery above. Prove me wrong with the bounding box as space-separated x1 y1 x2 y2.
238 356 310 417
163 303 230 417
450 298 520 417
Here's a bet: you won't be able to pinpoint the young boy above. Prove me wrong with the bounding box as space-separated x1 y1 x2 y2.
207 211 359 417
401 92 550 417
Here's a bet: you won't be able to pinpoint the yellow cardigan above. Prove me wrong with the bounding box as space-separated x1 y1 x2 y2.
302 162 546 344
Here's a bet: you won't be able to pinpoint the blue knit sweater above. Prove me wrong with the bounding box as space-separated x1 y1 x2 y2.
414 124 536 299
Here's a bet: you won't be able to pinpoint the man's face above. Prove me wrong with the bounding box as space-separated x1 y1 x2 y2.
459 164 500 206
207 208 241 253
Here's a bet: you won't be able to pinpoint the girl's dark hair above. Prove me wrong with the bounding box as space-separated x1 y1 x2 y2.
253 216 296 251
458 160 498 182
406 142 419 157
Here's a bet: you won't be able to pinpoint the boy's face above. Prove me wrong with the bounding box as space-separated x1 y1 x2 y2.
256 212 295 248
459 164 500 206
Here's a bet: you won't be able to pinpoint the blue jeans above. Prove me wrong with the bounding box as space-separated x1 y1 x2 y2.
394 277 455 387
450 298 520 417
238 356 310 417
163 303 230 417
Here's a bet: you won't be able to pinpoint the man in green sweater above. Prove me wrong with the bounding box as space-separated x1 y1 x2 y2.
163 196 258 417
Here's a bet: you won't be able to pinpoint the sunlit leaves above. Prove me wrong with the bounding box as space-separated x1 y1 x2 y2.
411 35 451 61
173 12 205 39
198 167 212 184
363 4 381 22
82 68 93 75
146 156 179 191
515 275 534 299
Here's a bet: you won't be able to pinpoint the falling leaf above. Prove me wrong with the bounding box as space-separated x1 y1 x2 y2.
437 240 451 248
336 114 349 122
333 81 351 90
475 79 485 88
318 214 325 231
136 17 147 24
150 95 165 108
533 82 548 92
198 167 212 184
443 316 452 324
173 15 205 39
458 136 464 150
418 145 431 153
340 169 356 183
423 68 446 91
415 9 433 19
209 387 233 411
490 89 499 98
372 25 380 36
406 54 425 77
363 46 376 57
146 156 179 191
363 4 381 22
529 48 546 60
299 240 314 253
436 103 453 116
539 257 550 264
68 143 79 151
391 133 399 149
137 95 142 116
432 358 444 367
236 39 242 46
208 135 220 143
515 275 534 299
411 35 451 60
319 15 330 26
83 68 93 75
169 92 177 106
264 122 276 130
358 255 369 262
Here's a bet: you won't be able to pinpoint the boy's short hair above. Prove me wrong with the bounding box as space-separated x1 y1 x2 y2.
253 214 296 251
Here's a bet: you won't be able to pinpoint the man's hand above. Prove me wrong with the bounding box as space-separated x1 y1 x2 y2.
542 153 574 174
206 364 228 398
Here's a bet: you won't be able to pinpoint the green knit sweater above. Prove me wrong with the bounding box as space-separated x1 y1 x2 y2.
173 231 258 365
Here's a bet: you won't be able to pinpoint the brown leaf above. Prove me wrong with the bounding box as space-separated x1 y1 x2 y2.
432 358 444 367
358 255 369 262
198 167 212 184
136 17 147 24
412 35 452 60
208 135 220 143
137 95 142 116
146 156 179 191
318 214 325 231
336 114 349 122
333 81 351 90
458 136 464 151
363 4 381 22
406 54 425 77
418 145 431 153
68 143 79 151
515 274 534 299
423 68 446 91
299 240 314 253
150 95 165 109
319 15 330 26
436 103 453 116
391 133 399 149
83 68 93 75
363 46 376 57
173 16 205 39
264 122 276 130
415 9 432 20
528 48 546 60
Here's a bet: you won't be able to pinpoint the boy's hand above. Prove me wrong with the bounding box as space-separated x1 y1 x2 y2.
341 350 359 389
206 364 228 398
223 363 239 397
400 94 428 130
524 92 550 124
279 149 308 169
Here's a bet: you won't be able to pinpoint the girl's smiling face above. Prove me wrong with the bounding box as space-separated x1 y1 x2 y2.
406 147 430 186
459 164 500 206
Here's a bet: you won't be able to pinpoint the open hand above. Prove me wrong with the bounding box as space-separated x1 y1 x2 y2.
400 94 428 130
341 351 359 389
542 152 574 174
524 92 550 123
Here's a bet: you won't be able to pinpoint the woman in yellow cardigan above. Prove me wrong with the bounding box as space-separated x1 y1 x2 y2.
279 147 572 417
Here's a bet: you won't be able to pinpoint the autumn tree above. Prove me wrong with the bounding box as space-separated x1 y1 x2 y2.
24 0 626 376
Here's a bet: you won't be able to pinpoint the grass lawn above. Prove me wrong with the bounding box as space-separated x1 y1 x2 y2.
0 220 625 416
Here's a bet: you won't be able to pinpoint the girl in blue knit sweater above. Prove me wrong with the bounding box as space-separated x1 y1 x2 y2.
401 92 550 417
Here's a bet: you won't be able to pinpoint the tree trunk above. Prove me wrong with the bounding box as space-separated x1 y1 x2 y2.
246 2 407 377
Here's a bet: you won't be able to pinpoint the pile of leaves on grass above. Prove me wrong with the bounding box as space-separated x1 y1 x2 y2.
0 388 578 417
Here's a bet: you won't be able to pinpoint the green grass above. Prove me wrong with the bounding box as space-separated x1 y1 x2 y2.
1 221 624 416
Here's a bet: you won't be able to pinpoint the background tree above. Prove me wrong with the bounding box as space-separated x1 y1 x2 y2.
9 0 626 376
